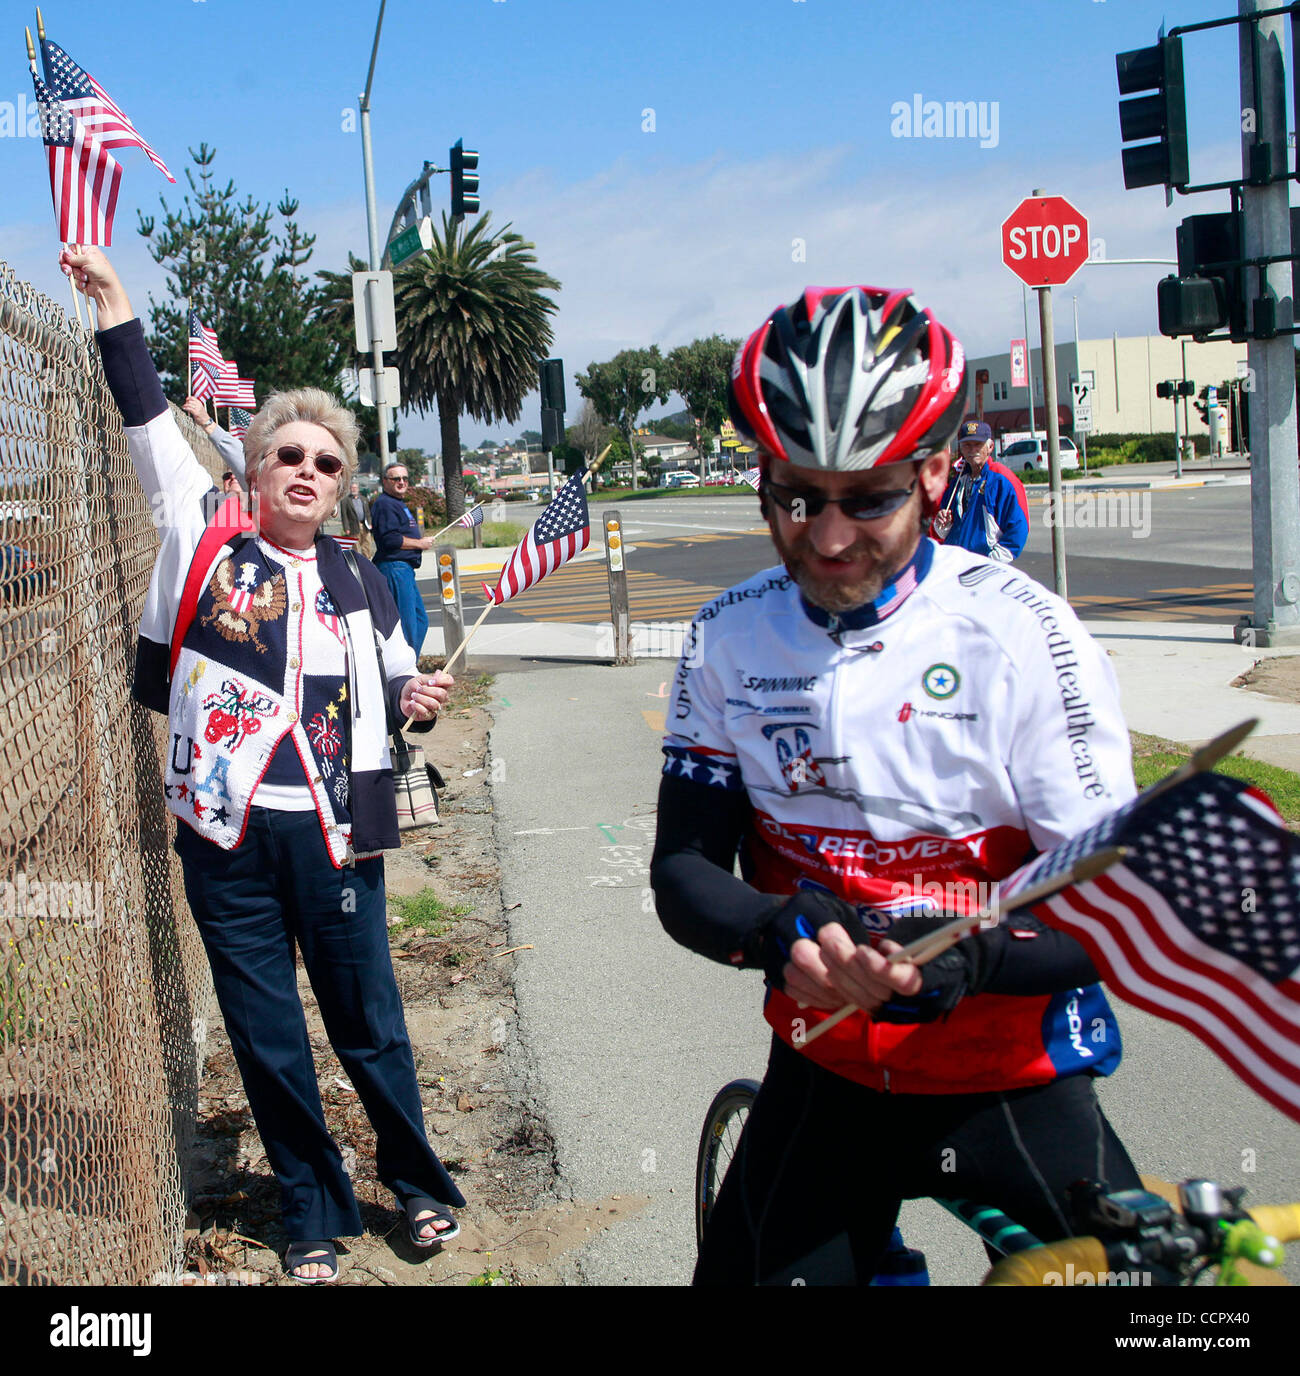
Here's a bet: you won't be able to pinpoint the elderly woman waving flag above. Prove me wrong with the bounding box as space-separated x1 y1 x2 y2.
61 246 463 1283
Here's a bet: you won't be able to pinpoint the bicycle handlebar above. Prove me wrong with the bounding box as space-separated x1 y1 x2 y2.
982 1236 1110 1287
1249 1203 1300 1245
981 1197 1300 1286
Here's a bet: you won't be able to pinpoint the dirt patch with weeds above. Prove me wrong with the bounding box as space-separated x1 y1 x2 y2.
178 669 639 1286
1232 655 1300 705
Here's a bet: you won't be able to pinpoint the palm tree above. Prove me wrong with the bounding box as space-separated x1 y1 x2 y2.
395 213 560 518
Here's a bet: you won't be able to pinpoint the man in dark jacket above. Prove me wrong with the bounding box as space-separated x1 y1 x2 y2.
370 462 432 655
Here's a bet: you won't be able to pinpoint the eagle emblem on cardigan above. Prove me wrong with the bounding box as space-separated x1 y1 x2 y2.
199 558 287 651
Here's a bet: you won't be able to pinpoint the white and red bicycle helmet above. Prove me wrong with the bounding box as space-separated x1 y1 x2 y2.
728 286 969 471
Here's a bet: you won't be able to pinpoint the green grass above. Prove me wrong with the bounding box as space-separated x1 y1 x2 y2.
437 521 528 549
386 888 470 939
1131 732 1300 828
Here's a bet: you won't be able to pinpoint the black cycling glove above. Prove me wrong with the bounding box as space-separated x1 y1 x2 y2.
874 911 992 1025
753 889 875 991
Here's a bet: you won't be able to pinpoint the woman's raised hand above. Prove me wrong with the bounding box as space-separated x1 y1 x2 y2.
58 246 134 328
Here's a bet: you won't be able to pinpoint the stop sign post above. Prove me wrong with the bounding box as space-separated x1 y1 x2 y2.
1001 193 1090 599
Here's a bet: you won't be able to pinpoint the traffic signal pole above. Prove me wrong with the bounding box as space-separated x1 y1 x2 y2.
1236 0 1300 646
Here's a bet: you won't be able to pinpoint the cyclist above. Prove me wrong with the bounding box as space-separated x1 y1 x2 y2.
650 286 1144 1286
932 419 1028 561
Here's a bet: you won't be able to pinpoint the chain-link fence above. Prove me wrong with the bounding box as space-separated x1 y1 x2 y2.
0 259 222 1285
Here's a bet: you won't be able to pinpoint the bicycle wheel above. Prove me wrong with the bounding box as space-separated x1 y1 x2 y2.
695 1078 761 1252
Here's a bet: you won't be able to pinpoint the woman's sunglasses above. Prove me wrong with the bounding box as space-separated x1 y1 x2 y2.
266 444 345 477
765 476 918 522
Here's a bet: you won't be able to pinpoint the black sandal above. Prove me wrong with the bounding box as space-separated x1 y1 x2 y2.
402 1196 460 1249
285 1239 339 1284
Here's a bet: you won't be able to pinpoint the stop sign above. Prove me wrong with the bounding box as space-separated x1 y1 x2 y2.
1001 195 1089 288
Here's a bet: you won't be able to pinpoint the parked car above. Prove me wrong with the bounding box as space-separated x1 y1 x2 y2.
999 436 1080 473
662 471 700 489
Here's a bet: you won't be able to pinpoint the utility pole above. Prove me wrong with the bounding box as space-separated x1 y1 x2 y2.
1237 0 1300 646
359 0 391 469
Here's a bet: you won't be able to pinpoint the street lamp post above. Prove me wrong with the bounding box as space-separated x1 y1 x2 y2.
359 0 391 468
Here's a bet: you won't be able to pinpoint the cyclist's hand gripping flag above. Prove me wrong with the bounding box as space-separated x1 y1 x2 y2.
481 472 590 605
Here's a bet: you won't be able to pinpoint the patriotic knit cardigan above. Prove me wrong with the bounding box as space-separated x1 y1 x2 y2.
100 318 431 866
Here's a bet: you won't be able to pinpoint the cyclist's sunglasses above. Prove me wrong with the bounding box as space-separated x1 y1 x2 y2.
765 475 918 522
266 443 345 477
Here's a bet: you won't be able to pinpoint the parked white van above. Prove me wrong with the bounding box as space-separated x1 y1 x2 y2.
999 436 1081 473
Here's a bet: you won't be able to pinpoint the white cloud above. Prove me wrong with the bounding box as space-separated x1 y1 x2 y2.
4 136 1252 458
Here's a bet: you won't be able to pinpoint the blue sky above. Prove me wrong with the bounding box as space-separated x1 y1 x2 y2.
0 0 1283 451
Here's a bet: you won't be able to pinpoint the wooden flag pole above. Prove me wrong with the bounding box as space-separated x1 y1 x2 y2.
439 599 493 677
427 504 483 543
798 845 1127 1050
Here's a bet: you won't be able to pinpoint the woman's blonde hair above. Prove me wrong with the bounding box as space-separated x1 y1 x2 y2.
243 389 360 499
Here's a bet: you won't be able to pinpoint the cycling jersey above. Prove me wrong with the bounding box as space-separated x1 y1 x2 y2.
658 539 1136 1094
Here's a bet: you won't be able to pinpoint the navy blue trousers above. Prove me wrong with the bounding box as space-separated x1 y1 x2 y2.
376 559 429 658
176 808 465 1241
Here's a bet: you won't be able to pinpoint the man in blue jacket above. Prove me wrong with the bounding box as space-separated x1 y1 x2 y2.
370 462 433 655
932 420 1029 562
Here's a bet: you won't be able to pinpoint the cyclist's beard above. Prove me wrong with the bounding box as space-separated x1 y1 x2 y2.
770 516 920 614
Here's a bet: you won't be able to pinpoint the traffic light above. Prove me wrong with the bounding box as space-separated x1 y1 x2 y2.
539 359 566 413
1155 379 1195 400
541 408 563 451
450 139 479 217
1116 36 1189 193
1157 211 1246 340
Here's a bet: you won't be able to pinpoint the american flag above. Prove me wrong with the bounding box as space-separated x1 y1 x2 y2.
454 504 485 530
190 361 216 402
213 365 256 407
189 312 223 376
1002 772 1300 1126
30 65 121 246
228 561 259 616
482 471 590 605
40 38 174 182
227 407 253 441
738 466 761 491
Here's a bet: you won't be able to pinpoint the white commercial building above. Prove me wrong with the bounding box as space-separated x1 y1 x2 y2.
970 335 1248 438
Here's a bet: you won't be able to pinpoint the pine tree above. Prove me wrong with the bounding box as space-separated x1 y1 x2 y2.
137 144 348 406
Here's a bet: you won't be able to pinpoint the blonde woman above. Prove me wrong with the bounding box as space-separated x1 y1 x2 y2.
63 247 463 1283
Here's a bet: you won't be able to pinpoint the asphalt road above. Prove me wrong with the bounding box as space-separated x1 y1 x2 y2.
430 482 1256 628
489 659 1300 1288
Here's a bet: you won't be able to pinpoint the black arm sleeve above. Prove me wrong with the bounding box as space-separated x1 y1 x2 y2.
96 319 168 426
969 910 1103 996
650 771 783 968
